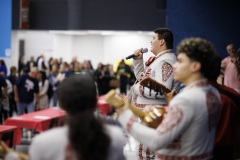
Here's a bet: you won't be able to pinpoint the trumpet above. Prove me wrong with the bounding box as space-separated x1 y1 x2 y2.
105 90 165 128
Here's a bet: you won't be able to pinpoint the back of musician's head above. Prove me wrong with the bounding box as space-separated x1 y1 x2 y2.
154 28 173 49
176 37 218 80
57 73 97 115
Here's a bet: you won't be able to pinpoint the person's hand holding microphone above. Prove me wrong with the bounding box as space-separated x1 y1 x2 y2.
125 48 148 60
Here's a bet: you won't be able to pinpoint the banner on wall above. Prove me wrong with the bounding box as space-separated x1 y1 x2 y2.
20 0 29 29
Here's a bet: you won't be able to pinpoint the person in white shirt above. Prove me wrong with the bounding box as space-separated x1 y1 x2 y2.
2 73 127 160
117 37 221 160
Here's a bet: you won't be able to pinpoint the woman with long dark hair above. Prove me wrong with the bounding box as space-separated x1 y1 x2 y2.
37 70 49 110
2 74 127 160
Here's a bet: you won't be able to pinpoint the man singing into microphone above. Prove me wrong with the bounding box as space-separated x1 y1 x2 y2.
130 28 179 160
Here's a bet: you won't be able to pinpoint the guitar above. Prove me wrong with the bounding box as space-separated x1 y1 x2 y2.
105 90 165 129
140 77 171 94
0 145 28 160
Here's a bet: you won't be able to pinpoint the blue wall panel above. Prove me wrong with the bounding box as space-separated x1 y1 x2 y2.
167 0 240 58
0 0 11 58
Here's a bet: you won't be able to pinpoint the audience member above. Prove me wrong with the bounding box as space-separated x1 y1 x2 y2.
221 44 240 93
14 67 39 115
96 64 111 95
36 54 47 70
37 70 49 110
0 74 7 124
0 71 12 122
117 60 131 95
25 56 37 73
0 59 8 76
7 66 18 116
48 64 60 107
61 62 72 77
18 55 25 75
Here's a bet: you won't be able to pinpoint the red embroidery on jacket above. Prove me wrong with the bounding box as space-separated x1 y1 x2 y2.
145 56 156 66
139 143 144 160
206 91 221 132
157 105 183 134
135 103 148 109
146 147 151 160
145 68 152 77
145 49 172 67
162 62 173 82
140 68 152 80
155 151 213 160
127 116 137 133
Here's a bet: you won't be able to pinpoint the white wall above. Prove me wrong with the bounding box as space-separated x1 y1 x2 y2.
72 35 104 66
103 34 153 65
8 30 153 72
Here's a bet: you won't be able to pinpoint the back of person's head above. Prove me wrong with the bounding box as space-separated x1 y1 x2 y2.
57 74 97 115
20 67 28 75
154 28 174 49
226 44 236 56
30 67 39 78
68 112 110 160
176 37 218 80
10 66 17 75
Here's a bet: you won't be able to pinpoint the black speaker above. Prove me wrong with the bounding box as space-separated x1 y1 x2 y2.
156 0 166 10
19 39 25 56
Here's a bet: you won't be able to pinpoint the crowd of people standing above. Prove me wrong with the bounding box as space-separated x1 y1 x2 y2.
0 54 136 123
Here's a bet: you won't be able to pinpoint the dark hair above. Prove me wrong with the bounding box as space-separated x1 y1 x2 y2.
57 74 110 160
0 59 6 67
68 112 110 160
41 61 47 70
39 70 47 86
10 66 17 74
154 28 174 49
57 74 97 114
21 67 28 74
176 37 219 80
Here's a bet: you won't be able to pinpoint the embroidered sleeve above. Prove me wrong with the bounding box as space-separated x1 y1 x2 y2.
118 100 194 151
157 105 183 134
127 116 137 132
155 61 174 94
162 62 173 82
206 91 221 132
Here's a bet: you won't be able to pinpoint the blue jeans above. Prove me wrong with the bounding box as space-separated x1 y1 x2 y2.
17 101 35 115
52 91 58 107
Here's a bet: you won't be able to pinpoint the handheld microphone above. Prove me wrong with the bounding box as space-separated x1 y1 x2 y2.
125 48 148 60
